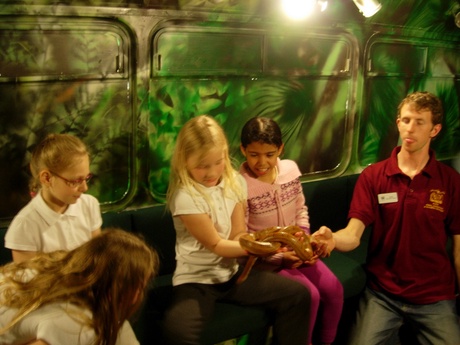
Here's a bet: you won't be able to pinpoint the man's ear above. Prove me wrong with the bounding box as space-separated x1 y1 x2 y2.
430 124 442 138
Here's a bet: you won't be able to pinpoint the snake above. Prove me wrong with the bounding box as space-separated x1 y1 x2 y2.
236 225 313 284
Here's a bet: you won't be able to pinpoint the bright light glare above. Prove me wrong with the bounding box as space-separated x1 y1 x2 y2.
352 0 382 17
282 0 317 20
318 0 328 12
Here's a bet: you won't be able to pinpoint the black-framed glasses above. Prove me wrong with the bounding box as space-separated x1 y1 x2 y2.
50 171 93 188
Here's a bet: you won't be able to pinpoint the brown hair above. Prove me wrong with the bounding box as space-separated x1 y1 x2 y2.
397 91 443 126
0 229 159 345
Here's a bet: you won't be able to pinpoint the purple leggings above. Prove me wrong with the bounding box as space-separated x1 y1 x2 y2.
278 260 343 344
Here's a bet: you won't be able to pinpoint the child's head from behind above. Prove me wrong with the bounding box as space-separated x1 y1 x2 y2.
65 229 158 321
29 133 91 207
171 115 231 188
0 229 158 345
240 117 284 182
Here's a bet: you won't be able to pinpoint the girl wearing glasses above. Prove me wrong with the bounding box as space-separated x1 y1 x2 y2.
5 133 102 263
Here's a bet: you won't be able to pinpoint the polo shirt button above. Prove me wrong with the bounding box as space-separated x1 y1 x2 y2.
410 189 413 192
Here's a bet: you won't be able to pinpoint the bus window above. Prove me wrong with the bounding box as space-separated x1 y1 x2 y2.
360 36 460 166
148 24 356 200
0 18 135 221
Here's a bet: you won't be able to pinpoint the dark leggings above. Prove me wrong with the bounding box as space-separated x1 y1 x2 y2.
163 268 311 345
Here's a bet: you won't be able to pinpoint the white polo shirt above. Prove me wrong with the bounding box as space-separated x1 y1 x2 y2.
171 176 246 286
5 192 102 253
0 305 138 345
0 270 139 345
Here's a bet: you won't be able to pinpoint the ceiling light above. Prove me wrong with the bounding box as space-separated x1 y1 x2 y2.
318 0 328 12
352 0 382 17
282 0 327 20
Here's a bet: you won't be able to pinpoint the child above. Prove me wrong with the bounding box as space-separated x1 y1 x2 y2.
163 115 311 345
0 228 159 345
5 133 102 263
240 117 343 345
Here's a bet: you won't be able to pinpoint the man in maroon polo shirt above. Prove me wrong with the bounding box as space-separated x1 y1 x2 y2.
314 91 460 345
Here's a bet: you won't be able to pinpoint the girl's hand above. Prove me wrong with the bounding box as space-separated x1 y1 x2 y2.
282 251 318 268
302 254 319 266
281 250 303 269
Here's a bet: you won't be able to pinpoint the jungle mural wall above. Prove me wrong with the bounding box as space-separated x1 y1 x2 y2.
0 0 459 225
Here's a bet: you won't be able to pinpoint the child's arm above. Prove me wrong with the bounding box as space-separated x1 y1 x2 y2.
12 249 37 263
179 212 247 258
229 201 248 241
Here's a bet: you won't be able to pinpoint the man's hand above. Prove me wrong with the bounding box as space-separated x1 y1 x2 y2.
311 226 336 257
310 238 330 258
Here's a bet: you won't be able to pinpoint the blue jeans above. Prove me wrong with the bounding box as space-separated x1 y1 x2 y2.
349 288 460 345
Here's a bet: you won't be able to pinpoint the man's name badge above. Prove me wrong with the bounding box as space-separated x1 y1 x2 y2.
378 192 398 204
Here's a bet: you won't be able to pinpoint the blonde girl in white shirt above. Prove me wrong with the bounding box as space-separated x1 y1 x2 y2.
163 115 311 345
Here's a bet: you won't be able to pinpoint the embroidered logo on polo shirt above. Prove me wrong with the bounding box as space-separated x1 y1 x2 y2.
424 189 445 212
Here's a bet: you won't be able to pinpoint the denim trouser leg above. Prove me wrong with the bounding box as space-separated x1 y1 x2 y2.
349 287 460 345
405 297 460 345
348 288 403 345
